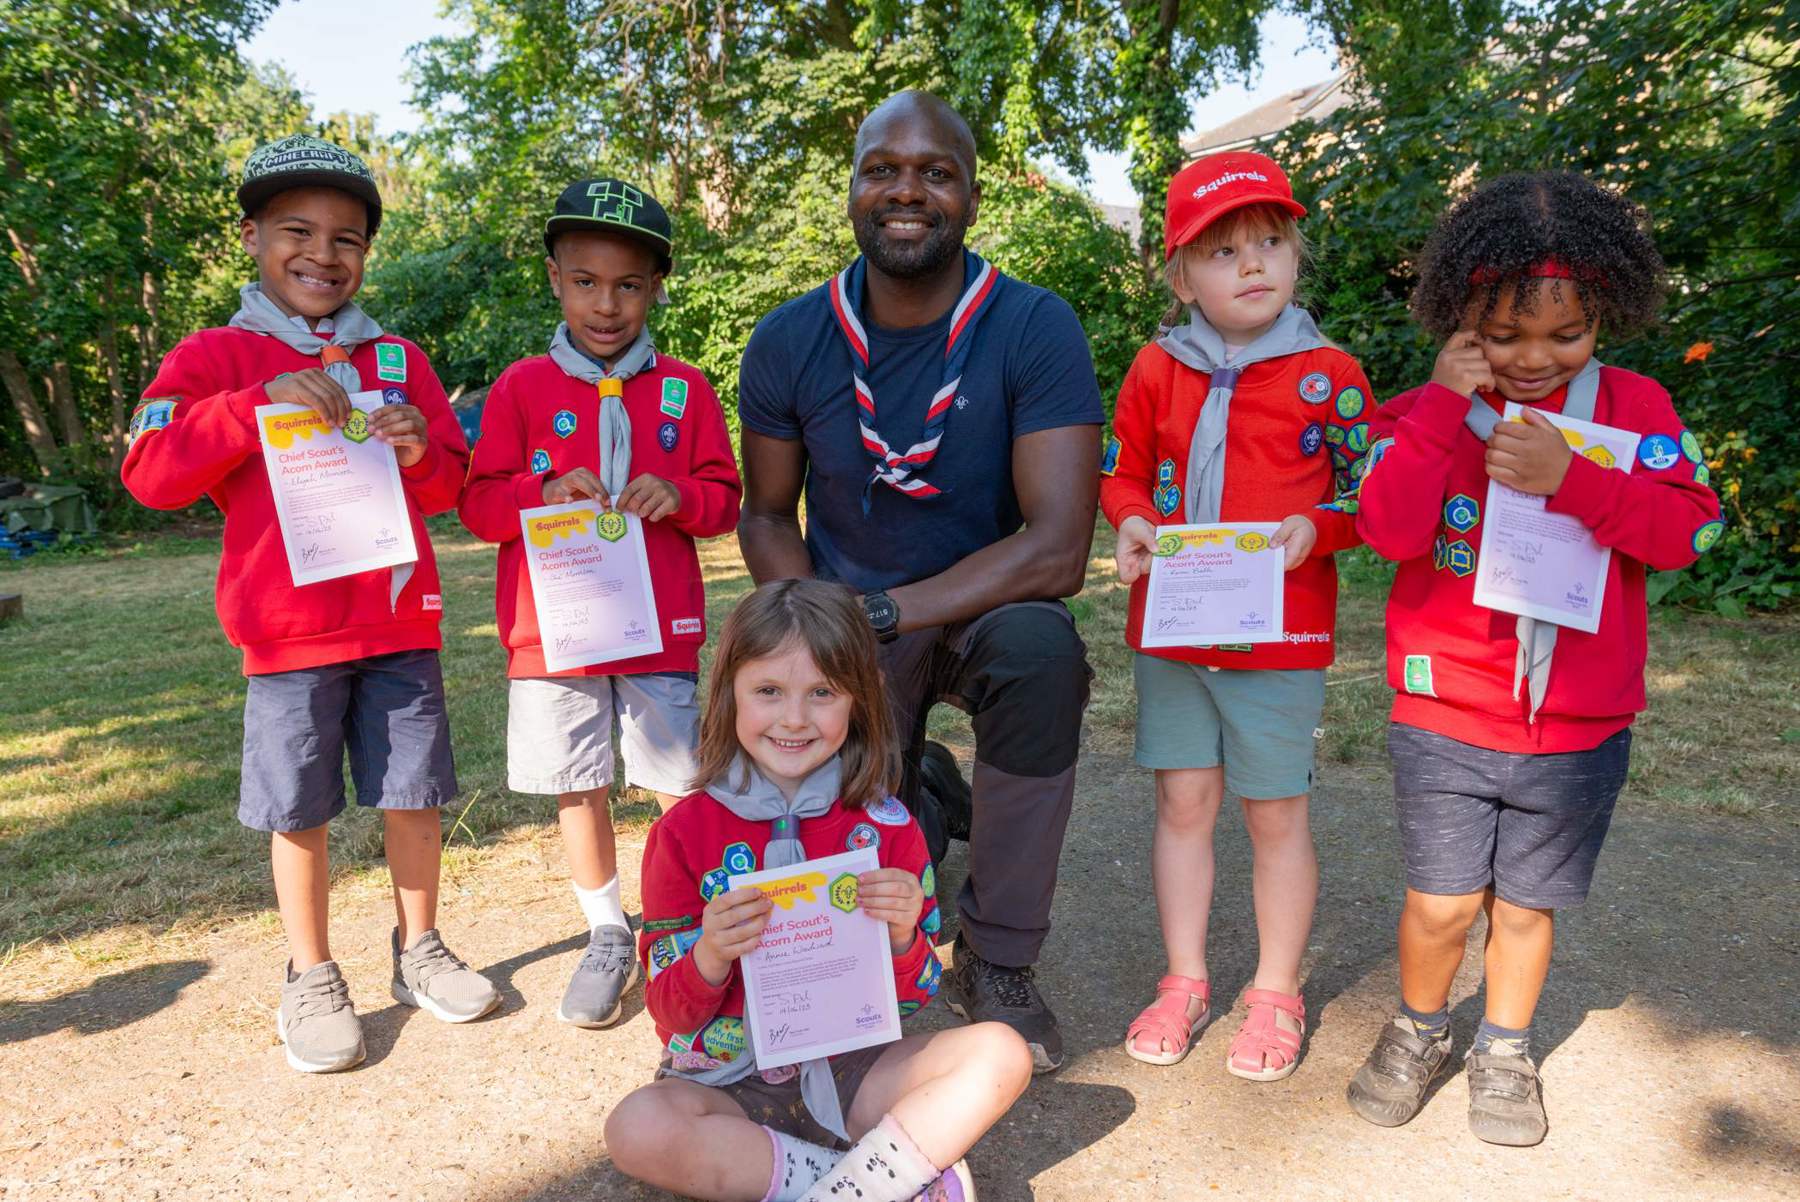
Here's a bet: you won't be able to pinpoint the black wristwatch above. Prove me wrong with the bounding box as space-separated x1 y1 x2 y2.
862 590 900 643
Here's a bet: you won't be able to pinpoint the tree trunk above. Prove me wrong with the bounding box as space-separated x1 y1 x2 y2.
0 348 64 475
99 312 128 474
47 359 88 465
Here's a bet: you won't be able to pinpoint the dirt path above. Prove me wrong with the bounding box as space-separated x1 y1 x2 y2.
3 751 1795 1200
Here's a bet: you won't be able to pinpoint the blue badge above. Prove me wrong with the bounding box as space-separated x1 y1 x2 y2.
1444 493 1480 533
846 822 879 851
1155 482 1181 516
1156 458 1175 486
1445 539 1476 577
868 796 910 827
721 841 755 876
530 448 552 475
658 420 678 452
1300 372 1331 404
127 398 178 446
1300 422 1324 456
1638 434 1681 471
922 906 942 936
381 386 406 406
1100 435 1121 477
552 409 577 439
917 955 942 992
1433 534 1449 572
699 867 729 901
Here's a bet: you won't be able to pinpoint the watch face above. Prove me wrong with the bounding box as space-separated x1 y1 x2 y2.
865 595 897 628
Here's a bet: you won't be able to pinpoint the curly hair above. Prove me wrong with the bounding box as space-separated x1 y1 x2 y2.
1410 171 1665 340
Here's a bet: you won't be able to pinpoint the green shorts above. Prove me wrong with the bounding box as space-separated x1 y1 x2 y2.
1132 654 1325 799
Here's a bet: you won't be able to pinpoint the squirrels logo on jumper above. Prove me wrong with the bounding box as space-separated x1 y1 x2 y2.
260 409 329 449
375 342 406 382
750 871 830 910
1193 169 1268 198
587 180 644 226
526 509 595 548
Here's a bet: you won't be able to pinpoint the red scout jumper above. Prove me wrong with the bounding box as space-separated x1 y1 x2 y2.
458 353 741 677
1355 369 1722 753
1100 343 1378 670
122 330 466 675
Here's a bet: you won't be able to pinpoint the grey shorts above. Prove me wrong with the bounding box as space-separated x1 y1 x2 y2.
239 649 456 833
1133 654 1325 799
506 672 699 796
1389 722 1631 909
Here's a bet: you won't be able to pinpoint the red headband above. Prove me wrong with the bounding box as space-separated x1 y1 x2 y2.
1470 258 1602 286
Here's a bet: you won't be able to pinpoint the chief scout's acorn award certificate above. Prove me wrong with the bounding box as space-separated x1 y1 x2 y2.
1473 404 1641 635
1140 523 1286 648
518 501 663 671
256 391 418 586
729 847 903 1071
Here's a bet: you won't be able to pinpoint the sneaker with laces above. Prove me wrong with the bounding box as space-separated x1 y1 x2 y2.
391 927 500 1023
1346 1018 1452 1127
558 924 639 1028
1466 1051 1549 1146
942 935 1063 1074
914 1159 977 1201
278 959 365 1074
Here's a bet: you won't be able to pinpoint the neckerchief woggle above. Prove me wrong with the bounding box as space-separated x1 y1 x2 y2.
548 323 656 500
230 283 419 608
1156 303 1330 523
1463 358 1602 724
828 250 1002 512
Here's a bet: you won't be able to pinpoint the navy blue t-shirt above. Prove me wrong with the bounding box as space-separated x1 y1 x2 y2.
738 267 1103 592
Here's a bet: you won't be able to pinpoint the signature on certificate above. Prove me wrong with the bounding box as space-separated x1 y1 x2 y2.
300 543 325 565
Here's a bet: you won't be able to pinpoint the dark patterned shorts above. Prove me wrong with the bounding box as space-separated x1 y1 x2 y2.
656 1042 890 1148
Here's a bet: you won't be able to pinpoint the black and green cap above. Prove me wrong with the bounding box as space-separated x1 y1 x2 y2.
543 178 673 272
238 134 383 236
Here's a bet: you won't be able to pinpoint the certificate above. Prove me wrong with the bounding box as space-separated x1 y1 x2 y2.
519 502 664 671
1472 404 1641 634
1140 523 1285 648
729 847 903 1070
256 391 418 586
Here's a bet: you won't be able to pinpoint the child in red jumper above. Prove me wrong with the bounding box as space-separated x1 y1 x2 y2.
459 179 741 1030
1346 172 1720 1146
1100 151 1377 1079
122 135 497 1074
604 581 1030 1202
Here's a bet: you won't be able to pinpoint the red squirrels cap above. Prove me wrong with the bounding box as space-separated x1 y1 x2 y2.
1164 151 1307 261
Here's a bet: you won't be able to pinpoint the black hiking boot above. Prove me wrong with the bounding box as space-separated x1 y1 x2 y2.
942 934 1063 1074
919 741 973 843
1466 1051 1548 1147
1346 1019 1452 1127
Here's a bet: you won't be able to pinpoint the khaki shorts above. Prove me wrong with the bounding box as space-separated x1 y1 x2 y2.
506 672 699 796
1133 654 1325 800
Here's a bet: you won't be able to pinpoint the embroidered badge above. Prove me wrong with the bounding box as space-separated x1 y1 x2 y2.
644 914 696 933
921 907 942 936
671 617 703 636
1334 386 1365 420
127 398 178 446
700 1016 746 1061
1638 435 1681 471
1444 493 1480 533
421 594 443 611
1346 421 1371 454
1403 654 1437 697
1100 435 1122 476
1155 483 1180 516
846 822 879 851
658 420 679 452
552 409 578 439
1323 424 1346 449
1433 534 1449 571
920 863 936 896
1156 458 1175 486
721 841 756 876
375 342 406 382
1300 422 1324 456
1300 372 1331 404
899 999 922 1016
1694 463 1711 486
699 867 730 901
1680 430 1703 463
916 955 942 992
867 796 910 827
1692 519 1724 553
530 448 552 474
649 934 680 977
1445 539 1476 577
660 377 688 419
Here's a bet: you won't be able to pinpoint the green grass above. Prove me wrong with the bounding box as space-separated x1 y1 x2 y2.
1 517 1794 977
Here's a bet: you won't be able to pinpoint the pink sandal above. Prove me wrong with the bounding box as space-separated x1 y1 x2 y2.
1124 974 1211 1066
1226 988 1306 1081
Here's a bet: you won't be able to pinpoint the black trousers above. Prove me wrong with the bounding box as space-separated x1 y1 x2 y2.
877 601 1091 967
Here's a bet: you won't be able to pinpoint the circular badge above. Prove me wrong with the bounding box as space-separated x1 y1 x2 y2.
1334 386 1366 420
1324 424 1346 448
1637 434 1681 472
381 386 406 406
1680 430 1703 463
1346 422 1370 454
552 409 578 439
658 420 679 452
1692 519 1724 553
846 822 879 851
1299 372 1331 404
700 1016 746 1061
1299 422 1324 456
868 796 910 826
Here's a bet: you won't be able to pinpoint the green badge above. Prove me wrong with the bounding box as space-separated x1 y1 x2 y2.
341 409 371 444
596 511 628 542
1404 654 1436 696
1694 463 1710 486
1154 533 1183 557
643 915 695 933
1679 430 1702 464
1692 519 1724 554
375 342 406 382
829 872 860 914
660 377 688 419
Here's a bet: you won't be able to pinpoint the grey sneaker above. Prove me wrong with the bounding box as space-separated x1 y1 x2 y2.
1346 1019 1452 1127
391 928 500 1023
1466 1051 1549 1146
558 924 639 1028
277 960 365 1074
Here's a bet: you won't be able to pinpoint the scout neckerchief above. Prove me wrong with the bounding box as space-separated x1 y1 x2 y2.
1156 303 1330 523
1463 357 1603 724
548 324 657 499
230 283 417 607
828 250 1002 512
674 756 849 1139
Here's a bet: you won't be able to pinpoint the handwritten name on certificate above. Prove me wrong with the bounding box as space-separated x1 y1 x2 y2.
1473 404 1641 635
519 502 664 671
729 847 902 1070
1140 523 1286 648
257 391 418 586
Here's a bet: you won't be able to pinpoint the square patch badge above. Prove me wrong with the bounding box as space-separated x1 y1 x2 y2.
1403 654 1436 697
375 342 407 382
660 377 688 419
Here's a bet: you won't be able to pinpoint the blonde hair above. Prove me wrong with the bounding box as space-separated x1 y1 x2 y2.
1161 202 1310 328
691 580 899 809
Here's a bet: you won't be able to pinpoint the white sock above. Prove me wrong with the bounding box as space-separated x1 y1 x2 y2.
799 1114 938 1202
572 876 627 932
761 1126 841 1202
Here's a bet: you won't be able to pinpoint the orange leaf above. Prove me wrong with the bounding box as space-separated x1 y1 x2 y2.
1684 341 1715 364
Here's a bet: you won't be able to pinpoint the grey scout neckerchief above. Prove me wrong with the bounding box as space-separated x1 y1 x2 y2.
1156 304 1331 523
1462 357 1603 723
681 755 850 1139
547 323 656 500
230 283 416 608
